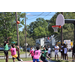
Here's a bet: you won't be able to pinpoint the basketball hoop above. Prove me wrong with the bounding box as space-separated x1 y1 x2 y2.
52 25 61 32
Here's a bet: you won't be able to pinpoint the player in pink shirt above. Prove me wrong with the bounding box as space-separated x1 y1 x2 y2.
29 47 34 60
9 44 23 62
33 46 41 62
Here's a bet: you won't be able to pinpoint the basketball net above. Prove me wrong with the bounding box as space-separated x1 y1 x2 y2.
52 27 58 32
52 25 61 32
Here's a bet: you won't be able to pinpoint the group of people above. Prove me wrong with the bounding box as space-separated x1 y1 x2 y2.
29 46 52 62
4 37 23 62
55 43 68 61
3 37 75 62
54 43 75 61
4 37 52 62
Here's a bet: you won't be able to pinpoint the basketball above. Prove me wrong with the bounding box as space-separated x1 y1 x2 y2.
17 21 20 24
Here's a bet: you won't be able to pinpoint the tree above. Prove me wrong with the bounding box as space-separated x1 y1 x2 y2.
48 12 75 42
0 12 25 45
29 18 49 38
19 31 35 47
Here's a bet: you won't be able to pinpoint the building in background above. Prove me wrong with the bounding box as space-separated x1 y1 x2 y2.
36 35 56 48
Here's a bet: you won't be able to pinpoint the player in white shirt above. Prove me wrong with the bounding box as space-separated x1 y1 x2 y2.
54 44 59 60
64 44 68 60
48 46 51 58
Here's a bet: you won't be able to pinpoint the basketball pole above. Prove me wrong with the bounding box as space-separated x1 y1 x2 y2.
61 12 63 45
15 12 20 58
25 13 27 58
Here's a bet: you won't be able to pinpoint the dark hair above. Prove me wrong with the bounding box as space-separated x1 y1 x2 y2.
36 46 39 50
64 44 67 48
30 47 32 48
4 41 6 46
11 44 15 48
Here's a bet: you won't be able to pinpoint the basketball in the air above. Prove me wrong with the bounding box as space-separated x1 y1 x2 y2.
17 21 20 24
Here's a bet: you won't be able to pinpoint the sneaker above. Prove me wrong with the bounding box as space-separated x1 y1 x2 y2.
20 59 23 62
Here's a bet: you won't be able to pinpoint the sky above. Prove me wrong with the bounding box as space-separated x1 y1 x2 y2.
19 12 56 31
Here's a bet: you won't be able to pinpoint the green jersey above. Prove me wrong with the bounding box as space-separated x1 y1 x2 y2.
4 44 9 50
41 50 48 58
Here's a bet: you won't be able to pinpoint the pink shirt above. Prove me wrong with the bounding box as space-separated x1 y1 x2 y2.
30 50 34 56
33 50 41 59
10 48 17 56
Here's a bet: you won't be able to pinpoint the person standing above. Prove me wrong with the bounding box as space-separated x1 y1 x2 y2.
4 37 11 62
60 44 64 60
64 44 68 60
72 43 75 61
48 46 51 58
54 43 59 60
29 47 34 60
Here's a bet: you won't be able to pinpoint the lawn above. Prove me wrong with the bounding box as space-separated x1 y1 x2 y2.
0 57 32 62
0 57 73 62
0 51 29 56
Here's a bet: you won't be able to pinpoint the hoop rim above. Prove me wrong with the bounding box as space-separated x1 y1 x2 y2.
52 25 61 28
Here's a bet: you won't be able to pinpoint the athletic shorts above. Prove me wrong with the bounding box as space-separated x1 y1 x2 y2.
55 50 58 55
4 50 8 56
12 54 18 58
33 59 39 62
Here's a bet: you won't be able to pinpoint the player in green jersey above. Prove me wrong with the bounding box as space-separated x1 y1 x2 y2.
4 37 11 62
40 47 51 62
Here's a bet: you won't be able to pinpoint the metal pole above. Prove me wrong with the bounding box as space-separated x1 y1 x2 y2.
25 13 27 58
61 12 63 45
15 12 20 58
73 13 75 44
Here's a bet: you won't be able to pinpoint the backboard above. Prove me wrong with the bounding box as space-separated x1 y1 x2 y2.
56 14 65 26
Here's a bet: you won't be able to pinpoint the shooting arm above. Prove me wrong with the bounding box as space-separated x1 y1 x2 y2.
6 38 9 44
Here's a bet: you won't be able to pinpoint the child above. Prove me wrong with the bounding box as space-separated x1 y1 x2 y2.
29 47 34 60
9 44 23 62
54 44 59 60
64 44 68 60
4 37 11 62
48 46 51 58
40 47 51 62
33 46 41 62
60 44 64 60
72 43 75 61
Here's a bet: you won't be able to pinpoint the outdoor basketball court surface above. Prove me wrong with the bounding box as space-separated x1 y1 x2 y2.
19 60 55 62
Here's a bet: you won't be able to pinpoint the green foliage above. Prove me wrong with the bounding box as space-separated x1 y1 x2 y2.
0 12 25 45
48 12 75 42
29 18 49 38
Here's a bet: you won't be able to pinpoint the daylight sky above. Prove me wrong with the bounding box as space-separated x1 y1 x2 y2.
19 12 56 31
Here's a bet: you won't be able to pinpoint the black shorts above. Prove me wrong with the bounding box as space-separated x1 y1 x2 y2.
4 50 8 56
61 51 63 54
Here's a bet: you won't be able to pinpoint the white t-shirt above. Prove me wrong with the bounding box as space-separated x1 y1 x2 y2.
55 46 59 53
61 46 63 51
64 48 67 54
48 48 51 54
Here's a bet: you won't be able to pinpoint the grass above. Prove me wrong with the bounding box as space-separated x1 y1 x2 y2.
0 57 73 62
0 57 32 62
0 53 73 62
50 57 72 62
0 51 29 56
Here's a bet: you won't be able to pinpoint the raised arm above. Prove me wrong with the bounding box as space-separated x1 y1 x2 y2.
6 37 11 44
